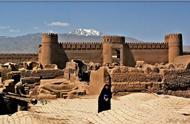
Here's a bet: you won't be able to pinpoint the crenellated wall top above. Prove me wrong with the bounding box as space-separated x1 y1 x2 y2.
126 42 168 49
59 42 103 50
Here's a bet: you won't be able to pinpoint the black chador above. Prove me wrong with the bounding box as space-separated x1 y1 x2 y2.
98 84 112 113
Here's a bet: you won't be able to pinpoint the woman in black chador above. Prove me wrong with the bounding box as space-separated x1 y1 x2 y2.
98 81 112 113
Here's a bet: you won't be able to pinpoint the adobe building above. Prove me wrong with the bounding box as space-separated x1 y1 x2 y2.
39 33 190 68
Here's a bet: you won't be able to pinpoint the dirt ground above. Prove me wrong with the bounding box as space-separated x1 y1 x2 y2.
1 93 190 124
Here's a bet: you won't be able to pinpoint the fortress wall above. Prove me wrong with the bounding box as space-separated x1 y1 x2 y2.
60 42 103 63
130 49 168 64
59 42 168 65
0 54 38 64
0 42 169 66
125 43 168 65
63 50 102 63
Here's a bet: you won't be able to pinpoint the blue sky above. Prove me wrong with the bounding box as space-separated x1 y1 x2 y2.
0 1 190 45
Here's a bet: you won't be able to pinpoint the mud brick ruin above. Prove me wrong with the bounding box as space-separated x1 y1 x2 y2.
36 32 190 96
0 32 190 99
39 33 190 68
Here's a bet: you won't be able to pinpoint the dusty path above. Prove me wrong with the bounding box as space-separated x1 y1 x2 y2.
1 93 190 124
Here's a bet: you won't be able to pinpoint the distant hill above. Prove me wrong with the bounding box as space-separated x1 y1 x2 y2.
0 29 143 53
184 46 190 52
0 33 41 53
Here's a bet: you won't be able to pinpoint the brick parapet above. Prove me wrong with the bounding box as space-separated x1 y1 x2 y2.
42 33 58 43
59 42 103 50
58 42 168 50
126 42 168 49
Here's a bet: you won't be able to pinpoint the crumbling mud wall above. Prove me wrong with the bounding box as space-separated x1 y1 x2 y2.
162 69 190 91
161 69 190 97
112 82 161 93
111 67 162 82
89 67 110 95
20 69 64 79
108 63 190 98
64 61 79 81
110 66 162 93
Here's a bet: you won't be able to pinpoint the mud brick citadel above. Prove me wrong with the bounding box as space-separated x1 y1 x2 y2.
0 32 190 122
39 33 189 68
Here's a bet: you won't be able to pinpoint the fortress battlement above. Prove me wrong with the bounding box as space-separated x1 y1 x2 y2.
57 42 168 50
42 33 58 37
42 33 58 43
59 42 102 50
126 42 168 49
165 33 182 38
165 33 182 44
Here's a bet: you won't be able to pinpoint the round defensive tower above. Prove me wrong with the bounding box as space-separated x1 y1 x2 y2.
165 33 183 63
40 33 58 66
102 36 125 65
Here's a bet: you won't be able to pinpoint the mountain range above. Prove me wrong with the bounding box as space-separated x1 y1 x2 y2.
0 29 189 53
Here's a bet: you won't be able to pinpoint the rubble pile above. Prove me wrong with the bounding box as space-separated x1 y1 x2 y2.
35 79 88 99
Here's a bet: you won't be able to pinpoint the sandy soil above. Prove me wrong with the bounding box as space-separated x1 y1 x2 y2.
1 93 190 124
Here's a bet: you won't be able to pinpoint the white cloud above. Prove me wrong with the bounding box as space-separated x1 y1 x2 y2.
48 30 56 33
0 26 20 33
9 29 20 33
33 26 39 30
0 26 10 29
48 21 70 27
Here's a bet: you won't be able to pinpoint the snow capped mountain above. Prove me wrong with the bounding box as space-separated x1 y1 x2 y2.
69 28 103 36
